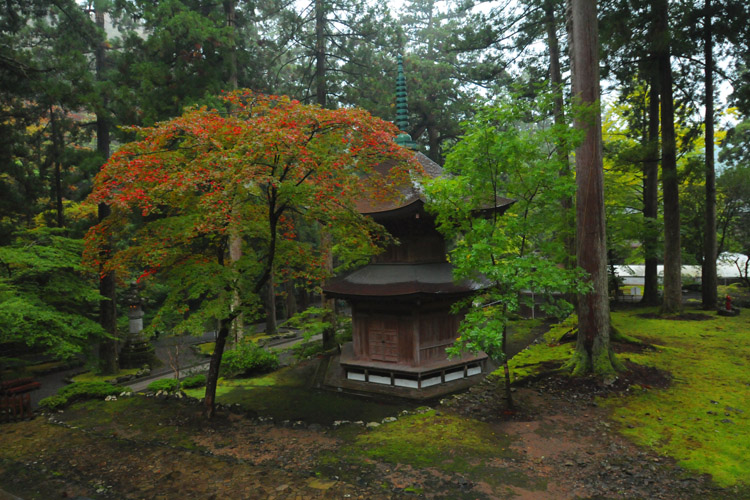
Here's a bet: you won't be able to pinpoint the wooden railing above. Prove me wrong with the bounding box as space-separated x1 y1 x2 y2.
1 378 41 422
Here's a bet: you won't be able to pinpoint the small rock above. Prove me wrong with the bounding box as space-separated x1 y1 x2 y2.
382 417 397 424
721 419 734 424
366 422 381 429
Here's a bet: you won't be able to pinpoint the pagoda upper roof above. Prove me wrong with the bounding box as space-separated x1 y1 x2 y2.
357 152 514 216
323 262 481 299
356 152 440 215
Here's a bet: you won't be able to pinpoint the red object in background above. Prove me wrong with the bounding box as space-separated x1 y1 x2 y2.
726 295 732 311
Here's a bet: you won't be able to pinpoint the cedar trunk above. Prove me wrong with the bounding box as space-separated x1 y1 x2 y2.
568 0 618 376
315 0 326 108
225 0 245 342
49 108 64 228
96 7 118 374
702 0 718 310
546 0 575 270
223 0 238 91
641 80 660 306
655 0 682 313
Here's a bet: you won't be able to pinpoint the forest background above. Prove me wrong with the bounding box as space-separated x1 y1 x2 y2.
1 0 749 378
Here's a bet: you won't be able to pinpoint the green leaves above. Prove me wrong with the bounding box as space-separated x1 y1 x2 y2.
0 227 106 360
426 93 588 364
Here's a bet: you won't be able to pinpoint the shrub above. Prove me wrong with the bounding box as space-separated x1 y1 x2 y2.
38 395 67 411
147 378 180 393
292 341 325 360
180 374 206 389
220 341 279 378
38 381 123 410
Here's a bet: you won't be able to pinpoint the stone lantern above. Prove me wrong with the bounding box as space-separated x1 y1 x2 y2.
119 285 155 368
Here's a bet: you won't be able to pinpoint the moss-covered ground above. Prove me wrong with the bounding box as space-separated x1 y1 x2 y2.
507 314 577 382
601 306 750 487
3 306 749 498
504 305 750 489
72 367 140 383
193 329 274 357
322 410 546 496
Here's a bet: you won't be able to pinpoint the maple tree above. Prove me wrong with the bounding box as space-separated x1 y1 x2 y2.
425 94 589 408
84 90 415 417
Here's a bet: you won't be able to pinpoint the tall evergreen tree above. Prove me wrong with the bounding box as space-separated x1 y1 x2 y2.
567 0 620 376
653 0 683 313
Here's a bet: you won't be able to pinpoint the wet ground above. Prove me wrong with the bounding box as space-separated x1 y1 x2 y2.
0 360 734 500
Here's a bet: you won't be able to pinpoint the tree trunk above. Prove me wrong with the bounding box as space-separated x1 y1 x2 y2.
315 0 326 108
229 233 244 344
285 280 298 320
320 229 336 350
654 0 682 313
641 78 661 306
500 305 513 408
702 0 718 310
567 0 619 376
427 122 441 164
223 0 238 91
545 0 574 270
266 269 277 335
95 6 118 374
224 0 245 343
49 108 64 228
204 317 230 418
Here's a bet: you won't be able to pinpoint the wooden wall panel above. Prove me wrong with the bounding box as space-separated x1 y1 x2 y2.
418 309 461 363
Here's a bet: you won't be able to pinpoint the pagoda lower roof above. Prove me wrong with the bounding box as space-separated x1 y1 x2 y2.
323 262 479 299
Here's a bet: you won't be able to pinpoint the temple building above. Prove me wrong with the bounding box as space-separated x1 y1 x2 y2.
323 56 513 398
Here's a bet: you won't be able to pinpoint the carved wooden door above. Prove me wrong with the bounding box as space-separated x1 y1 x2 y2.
369 327 398 363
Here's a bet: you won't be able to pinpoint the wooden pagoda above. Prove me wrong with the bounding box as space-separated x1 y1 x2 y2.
323 56 513 398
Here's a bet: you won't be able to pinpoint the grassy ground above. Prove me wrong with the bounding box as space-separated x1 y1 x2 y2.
602 306 749 487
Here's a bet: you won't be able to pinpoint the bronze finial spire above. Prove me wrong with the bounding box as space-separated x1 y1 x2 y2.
394 54 417 149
